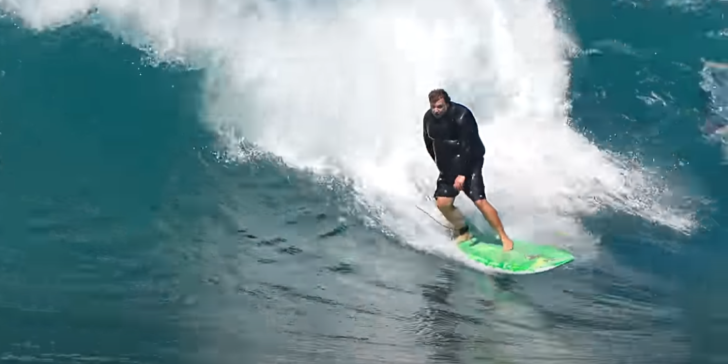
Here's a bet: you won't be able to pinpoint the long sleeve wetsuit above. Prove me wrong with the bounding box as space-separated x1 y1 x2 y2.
422 102 486 178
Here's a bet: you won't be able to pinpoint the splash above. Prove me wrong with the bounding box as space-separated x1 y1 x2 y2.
700 61 728 163
0 0 699 266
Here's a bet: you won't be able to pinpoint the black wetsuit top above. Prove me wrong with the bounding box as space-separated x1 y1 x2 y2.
423 102 486 177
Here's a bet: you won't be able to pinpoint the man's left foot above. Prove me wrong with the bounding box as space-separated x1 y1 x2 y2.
501 236 514 251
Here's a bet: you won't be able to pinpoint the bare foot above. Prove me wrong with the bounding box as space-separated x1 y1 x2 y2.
455 232 472 244
501 236 514 251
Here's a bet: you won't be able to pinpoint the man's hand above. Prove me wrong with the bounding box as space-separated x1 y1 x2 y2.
454 175 466 191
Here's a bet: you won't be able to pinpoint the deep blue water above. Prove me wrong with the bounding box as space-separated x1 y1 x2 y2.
1 0 727 363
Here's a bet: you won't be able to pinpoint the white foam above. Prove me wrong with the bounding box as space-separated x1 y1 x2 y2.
0 0 700 267
700 62 728 163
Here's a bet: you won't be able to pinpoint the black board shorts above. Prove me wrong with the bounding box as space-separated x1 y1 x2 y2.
433 157 486 201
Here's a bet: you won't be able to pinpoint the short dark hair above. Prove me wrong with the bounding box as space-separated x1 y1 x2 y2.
428 88 450 104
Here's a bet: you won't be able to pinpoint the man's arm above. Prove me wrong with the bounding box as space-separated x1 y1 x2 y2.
451 110 478 176
423 118 435 162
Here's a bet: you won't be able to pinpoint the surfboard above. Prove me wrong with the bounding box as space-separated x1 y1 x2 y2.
457 225 574 274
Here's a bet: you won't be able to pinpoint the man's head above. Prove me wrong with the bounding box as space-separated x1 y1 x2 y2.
428 88 451 118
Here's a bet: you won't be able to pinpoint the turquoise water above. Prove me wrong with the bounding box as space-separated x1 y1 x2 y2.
0 0 726 363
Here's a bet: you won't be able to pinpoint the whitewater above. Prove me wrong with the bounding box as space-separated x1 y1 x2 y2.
0 0 699 270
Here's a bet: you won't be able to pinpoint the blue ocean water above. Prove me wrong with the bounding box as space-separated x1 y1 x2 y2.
0 0 727 363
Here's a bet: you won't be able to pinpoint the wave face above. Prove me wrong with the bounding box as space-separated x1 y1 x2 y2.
0 0 725 363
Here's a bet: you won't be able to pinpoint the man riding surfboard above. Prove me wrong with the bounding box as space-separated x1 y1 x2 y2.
422 89 514 251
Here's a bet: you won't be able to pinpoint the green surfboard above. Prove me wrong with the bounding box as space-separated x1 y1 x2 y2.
457 224 574 274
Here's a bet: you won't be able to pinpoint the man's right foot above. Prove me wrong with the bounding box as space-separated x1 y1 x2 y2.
455 232 472 244
454 225 472 244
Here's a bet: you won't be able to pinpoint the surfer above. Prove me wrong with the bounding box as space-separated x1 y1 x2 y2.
422 89 514 251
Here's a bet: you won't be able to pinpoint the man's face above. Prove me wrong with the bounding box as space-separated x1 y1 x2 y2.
430 97 448 118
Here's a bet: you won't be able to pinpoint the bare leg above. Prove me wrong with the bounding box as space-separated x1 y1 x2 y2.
473 199 514 251
436 197 472 243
